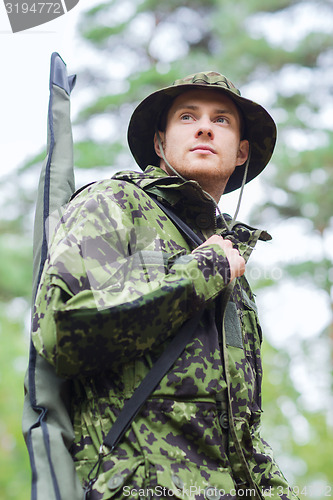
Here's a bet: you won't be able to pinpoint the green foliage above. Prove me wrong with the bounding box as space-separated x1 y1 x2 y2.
261 340 332 497
263 137 333 233
0 303 30 500
75 140 125 169
0 236 32 300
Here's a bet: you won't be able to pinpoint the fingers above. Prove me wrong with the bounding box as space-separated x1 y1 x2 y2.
197 235 246 281
224 243 246 281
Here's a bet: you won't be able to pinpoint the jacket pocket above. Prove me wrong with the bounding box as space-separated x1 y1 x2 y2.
88 457 145 499
224 301 243 349
241 289 262 346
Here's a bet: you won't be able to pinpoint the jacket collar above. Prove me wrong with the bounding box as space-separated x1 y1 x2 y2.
113 165 210 205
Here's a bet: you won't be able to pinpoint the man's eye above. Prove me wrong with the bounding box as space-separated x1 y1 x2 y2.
180 114 193 121
216 117 227 123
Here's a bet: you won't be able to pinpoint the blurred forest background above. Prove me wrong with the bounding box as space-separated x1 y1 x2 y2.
0 0 332 499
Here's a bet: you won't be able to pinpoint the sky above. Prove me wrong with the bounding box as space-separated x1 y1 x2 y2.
0 1 93 178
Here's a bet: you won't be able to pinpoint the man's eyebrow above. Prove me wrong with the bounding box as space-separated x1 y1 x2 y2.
174 104 235 115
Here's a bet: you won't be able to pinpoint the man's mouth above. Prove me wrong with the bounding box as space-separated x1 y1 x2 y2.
190 145 216 154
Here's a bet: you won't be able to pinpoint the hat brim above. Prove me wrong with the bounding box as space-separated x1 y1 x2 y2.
127 82 276 194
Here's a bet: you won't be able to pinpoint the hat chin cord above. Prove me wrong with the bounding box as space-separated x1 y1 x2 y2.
156 130 250 235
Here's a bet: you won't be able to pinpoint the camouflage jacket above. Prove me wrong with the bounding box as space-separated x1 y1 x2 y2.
32 165 296 500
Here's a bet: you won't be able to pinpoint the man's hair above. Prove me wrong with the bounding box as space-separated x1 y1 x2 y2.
156 102 171 133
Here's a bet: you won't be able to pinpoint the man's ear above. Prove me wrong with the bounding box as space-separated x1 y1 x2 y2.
154 131 165 159
236 139 249 166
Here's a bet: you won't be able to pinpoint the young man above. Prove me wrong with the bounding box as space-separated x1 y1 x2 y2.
30 71 297 499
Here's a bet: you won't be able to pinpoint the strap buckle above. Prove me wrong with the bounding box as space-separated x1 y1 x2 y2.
84 443 114 499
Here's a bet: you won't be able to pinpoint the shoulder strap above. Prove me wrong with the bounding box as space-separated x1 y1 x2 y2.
151 195 204 246
101 199 204 451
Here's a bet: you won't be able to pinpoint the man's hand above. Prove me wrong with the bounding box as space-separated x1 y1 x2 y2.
198 235 246 282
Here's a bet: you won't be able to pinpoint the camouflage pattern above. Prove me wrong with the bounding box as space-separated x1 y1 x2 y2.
127 71 277 194
32 166 297 500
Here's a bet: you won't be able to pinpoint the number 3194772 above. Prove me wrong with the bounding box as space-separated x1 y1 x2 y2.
5 3 61 14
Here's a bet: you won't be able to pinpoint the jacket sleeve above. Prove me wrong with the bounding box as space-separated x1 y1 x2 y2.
32 185 231 378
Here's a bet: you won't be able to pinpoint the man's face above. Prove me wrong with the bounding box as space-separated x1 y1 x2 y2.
154 88 249 201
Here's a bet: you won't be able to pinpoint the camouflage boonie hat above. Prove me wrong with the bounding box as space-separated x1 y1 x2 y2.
128 71 277 194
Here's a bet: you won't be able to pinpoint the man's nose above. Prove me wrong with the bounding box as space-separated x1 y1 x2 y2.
195 118 214 139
